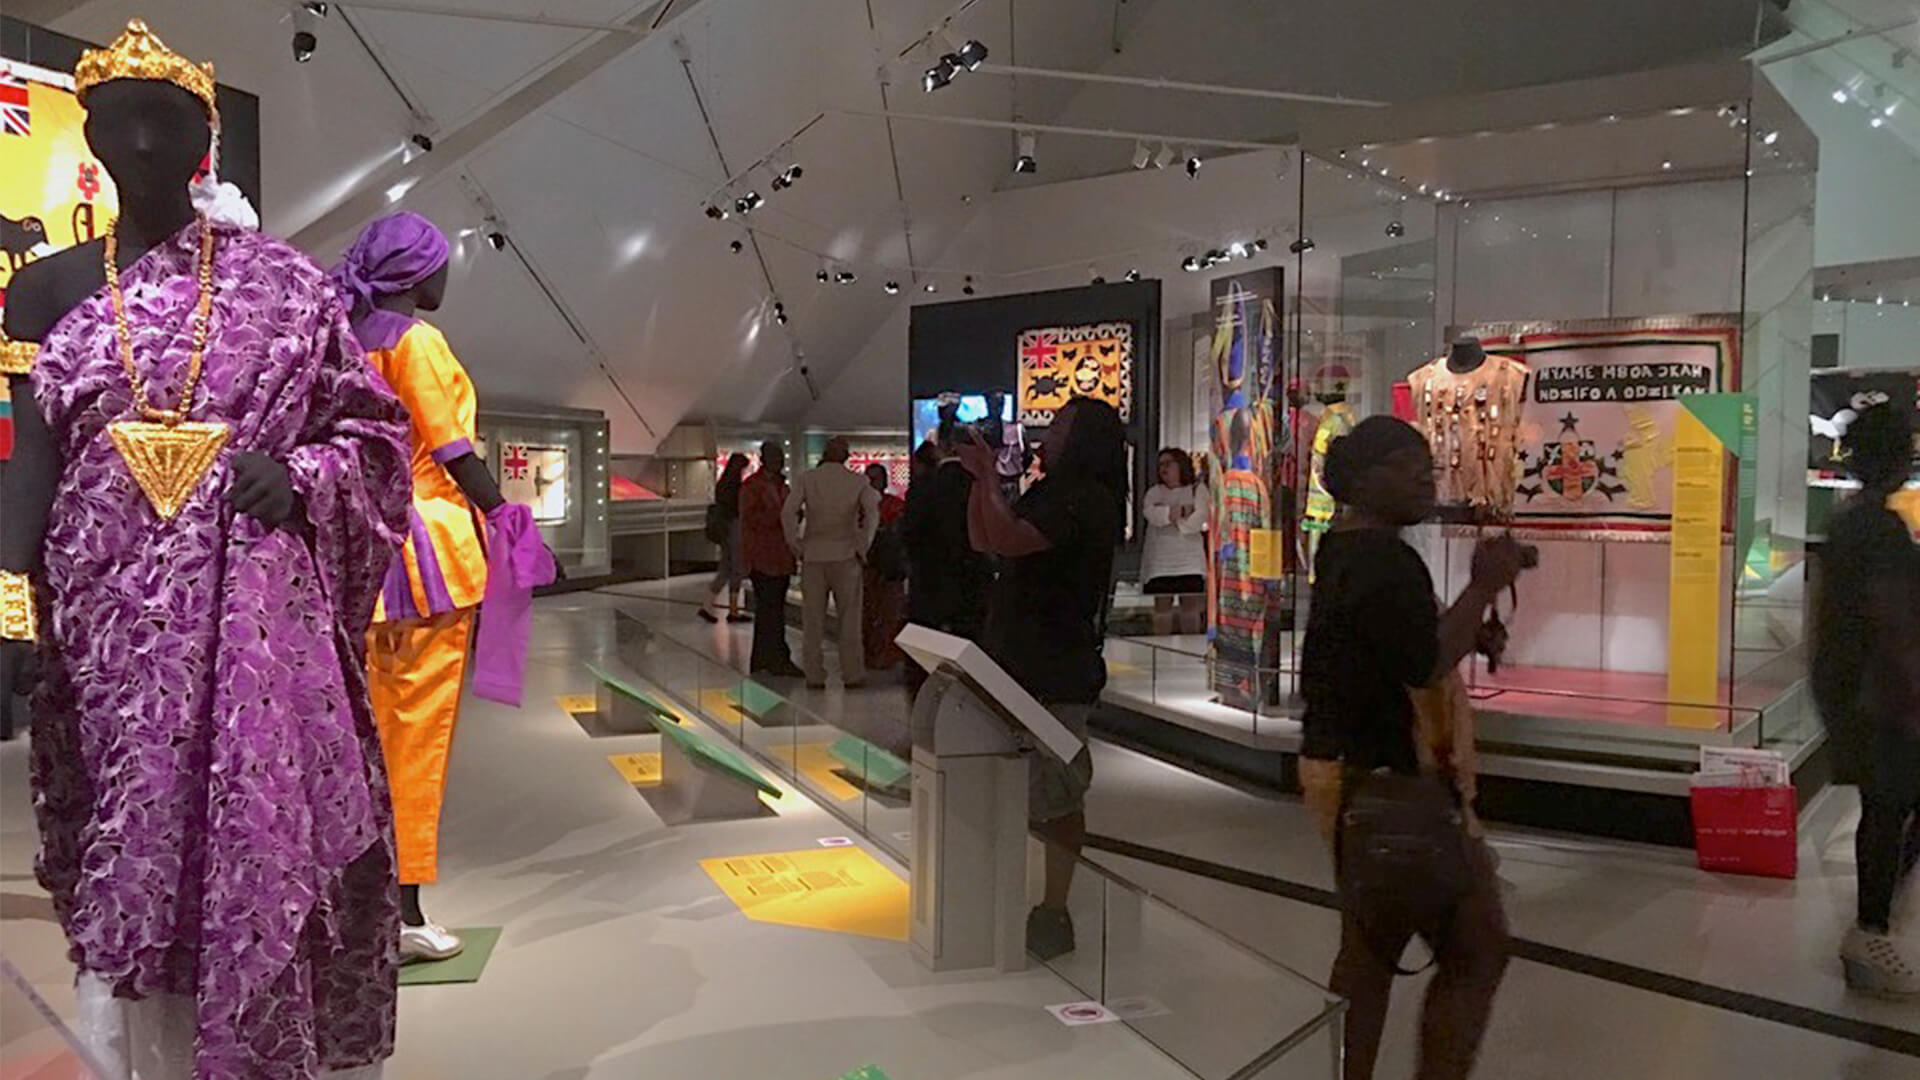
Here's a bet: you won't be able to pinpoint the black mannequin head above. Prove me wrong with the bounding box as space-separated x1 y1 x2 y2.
83 79 211 207
414 262 451 312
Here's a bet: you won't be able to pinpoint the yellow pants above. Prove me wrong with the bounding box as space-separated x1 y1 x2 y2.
368 608 474 885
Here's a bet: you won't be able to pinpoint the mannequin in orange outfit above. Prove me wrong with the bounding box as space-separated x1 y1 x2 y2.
334 212 503 962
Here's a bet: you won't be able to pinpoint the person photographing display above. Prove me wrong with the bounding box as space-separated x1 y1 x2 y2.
1813 402 1920 996
1297 416 1532 1080
957 396 1124 962
0 21 410 1077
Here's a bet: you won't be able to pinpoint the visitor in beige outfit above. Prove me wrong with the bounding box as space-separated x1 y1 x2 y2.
783 437 881 687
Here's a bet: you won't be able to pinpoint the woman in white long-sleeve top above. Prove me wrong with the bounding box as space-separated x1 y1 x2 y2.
1140 447 1210 635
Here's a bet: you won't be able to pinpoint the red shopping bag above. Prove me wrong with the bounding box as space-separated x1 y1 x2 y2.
1690 783 1798 879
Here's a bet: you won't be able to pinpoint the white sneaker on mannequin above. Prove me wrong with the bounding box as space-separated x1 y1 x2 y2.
400 922 465 963
1841 925 1920 996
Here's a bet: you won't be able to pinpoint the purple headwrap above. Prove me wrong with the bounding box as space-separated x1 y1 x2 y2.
328 211 451 352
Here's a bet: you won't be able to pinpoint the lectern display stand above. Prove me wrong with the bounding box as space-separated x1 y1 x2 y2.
897 624 1085 974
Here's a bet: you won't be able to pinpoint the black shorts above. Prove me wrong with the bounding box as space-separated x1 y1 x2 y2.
1142 574 1206 596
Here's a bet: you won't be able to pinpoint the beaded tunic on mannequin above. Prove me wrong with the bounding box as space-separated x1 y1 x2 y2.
0 20 411 1080
1407 336 1531 519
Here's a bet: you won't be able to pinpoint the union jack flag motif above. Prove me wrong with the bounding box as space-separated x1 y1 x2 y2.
1 70 30 136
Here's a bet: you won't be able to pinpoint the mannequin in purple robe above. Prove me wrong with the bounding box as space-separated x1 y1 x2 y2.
0 31 411 1080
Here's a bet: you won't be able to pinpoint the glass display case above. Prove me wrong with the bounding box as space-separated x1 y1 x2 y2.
1276 61 1819 769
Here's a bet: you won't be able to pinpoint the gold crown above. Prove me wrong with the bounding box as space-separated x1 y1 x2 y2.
74 19 216 112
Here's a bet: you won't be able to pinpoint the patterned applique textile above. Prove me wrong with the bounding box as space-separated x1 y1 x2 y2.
28 221 411 1079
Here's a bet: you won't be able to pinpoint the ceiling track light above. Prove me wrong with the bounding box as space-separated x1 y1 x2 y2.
1184 152 1203 179
962 274 976 296
1288 237 1315 255
884 281 900 295
956 38 989 71
1180 255 1202 273
302 2 330 14
729 239 743 253
292 3 320 62
1013 131 1037 175
409 131 434 154
924 282 939 293
816 268 831 284
1131 141 1152 170
486 229 508 251
836 271 858 284
923 53 958 93
1385 220 1405 238
705 204 729 221
1153 142 1175 169
1124 269 1141 282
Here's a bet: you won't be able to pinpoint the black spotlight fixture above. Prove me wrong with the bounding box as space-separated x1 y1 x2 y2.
884 281 901 295
302 2 330 14
486 230 508 251
1012 132 1037 175
962 274 976 296
1184 153 1203 178
1252 238 1269 252
1181 255 1203 273
924 282 938 293
769 164 803 191
292 30 318 63
704 204 729 221
956 39 989 70
408 131 434 154
816 269 831 284
836 270 858 284
1124 269 1141 282
922 54 958 93
773 301 788 325
729 239 744 253
292 2 324 62
734 191 763 215
1385 220 1405 238
1289 237 1316 255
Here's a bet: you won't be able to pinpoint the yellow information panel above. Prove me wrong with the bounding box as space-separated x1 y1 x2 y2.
699 848 908 942
1666 409 1724 729
1247 528 1285 579
606 752 662 787
697 688 746 726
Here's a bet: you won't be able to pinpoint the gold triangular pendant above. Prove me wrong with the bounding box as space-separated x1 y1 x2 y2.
107 420 231 521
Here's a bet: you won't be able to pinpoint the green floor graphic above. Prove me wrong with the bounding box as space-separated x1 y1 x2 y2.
398 927 502 986
590 663 784 799
828 736 910 790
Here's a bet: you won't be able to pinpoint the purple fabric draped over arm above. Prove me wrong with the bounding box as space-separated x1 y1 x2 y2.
284 300 415 649
471 503 556 706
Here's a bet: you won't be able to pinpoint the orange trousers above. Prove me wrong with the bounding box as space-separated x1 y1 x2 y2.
368 608 474 885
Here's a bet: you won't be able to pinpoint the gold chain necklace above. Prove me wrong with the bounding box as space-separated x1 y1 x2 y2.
102 216 232 521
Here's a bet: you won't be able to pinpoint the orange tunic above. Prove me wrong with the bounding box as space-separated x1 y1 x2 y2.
366 321 488 621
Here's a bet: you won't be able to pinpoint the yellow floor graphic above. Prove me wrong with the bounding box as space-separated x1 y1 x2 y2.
696 688 747 726
770 743 861 802
554 693 599 715
606 751 663 786
699 848 908 942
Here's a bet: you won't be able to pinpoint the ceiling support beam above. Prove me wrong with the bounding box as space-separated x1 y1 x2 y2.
835 108 1291 152
290 0 708 251
336 1 657 35
969 62 1388 107
459 176 656 439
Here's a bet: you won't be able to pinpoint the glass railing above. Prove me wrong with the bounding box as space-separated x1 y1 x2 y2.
601 608 1344 1079
1 954 105 1079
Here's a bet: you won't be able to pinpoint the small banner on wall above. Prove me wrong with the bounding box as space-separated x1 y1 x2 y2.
1471 318 1740 539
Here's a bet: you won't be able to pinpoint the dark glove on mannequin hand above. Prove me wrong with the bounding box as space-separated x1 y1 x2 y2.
228 452 301 528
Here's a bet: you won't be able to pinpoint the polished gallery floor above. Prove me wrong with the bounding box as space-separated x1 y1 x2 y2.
1 580 1915 1078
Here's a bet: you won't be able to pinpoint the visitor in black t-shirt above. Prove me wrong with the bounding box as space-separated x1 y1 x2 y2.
1298 416 1528 1080
958 396 1124 962
1813 403 1920 996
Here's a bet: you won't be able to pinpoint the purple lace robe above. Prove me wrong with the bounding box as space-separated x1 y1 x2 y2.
28 221 411 1078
